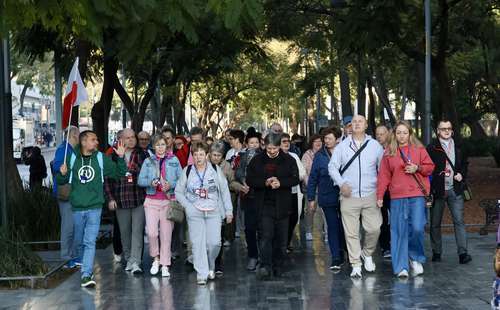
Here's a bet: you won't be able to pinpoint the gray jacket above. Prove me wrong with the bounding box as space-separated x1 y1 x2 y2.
175 164 233 219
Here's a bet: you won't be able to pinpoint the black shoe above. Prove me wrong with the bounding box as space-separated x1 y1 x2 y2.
459 253 472 264
432 253 441 262
256 267 271 281
330 259 345 271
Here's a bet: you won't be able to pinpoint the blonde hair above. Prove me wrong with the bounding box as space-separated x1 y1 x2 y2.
387 121 423 156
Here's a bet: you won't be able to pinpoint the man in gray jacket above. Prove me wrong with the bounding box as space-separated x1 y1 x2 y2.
328 115 384 278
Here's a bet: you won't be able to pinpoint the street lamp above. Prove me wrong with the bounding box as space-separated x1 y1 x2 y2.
424 0 432 144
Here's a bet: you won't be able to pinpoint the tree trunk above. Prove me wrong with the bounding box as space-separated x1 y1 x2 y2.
339 63 352 118
18 83 30 117
91 56 118 150
433 62 459 136
356 54 366 116
373 66 397 126
367 77 377 134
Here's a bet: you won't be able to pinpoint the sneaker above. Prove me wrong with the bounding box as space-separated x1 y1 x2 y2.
246 258 258 271
324 235 328 243
459 253 472 264
330 259 344 271
73 259 82 267
397 270 409 278
197 278 207 285
125 261 133 272
64 259 79 269
410 260 424 276
161 266 170 278
431 252 441 262
113 254 122 263
150 260 160 275
305 232 313 241
256 267 271 281
350 266 362 278
361 254 376 272
131 263 143 275
208 271 216 280
81 276 96 288
223 241 231 247
215 270 223 276
383 250 391 259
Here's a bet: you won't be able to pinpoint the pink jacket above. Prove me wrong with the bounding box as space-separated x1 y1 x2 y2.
377 145 435 200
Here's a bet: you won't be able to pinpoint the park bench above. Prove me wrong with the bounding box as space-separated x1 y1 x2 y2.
479 199 499 235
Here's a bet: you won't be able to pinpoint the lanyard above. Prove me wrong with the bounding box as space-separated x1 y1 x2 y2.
194 166 207 188
81 156 92 167
126 152 137 171
399 146 412 163
157 156 167 178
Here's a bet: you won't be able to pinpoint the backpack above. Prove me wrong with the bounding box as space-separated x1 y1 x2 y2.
68 152 104 184
186 163 218 178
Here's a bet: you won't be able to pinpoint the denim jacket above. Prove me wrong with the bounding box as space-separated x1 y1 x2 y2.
137 153 182 196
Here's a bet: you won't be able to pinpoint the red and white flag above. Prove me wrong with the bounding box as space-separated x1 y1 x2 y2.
62 58 88 129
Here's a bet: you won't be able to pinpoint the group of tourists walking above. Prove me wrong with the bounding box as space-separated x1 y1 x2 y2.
51 115 473 288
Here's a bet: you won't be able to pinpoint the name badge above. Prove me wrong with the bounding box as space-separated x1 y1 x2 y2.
196 188 208 199
125 172 133 183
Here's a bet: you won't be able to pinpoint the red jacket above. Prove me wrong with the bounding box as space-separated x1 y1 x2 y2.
377 145 435 200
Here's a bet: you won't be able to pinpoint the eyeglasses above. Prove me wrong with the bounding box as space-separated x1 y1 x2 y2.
438 127 453 132
281 140 290 143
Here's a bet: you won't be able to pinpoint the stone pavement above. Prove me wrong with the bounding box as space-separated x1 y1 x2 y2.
1 231 496 310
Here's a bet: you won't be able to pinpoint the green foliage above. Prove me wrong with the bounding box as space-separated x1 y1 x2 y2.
8 187 60 242
0 229 48 280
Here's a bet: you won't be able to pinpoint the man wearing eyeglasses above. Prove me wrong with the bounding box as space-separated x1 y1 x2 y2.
427 120 472 265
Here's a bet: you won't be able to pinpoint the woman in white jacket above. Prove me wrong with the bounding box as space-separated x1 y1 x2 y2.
175 141 233 285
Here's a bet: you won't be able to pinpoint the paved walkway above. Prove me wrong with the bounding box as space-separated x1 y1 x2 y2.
1 230 496 309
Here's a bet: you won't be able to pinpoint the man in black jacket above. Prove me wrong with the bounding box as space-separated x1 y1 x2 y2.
246 132 300 280
427 120 472 264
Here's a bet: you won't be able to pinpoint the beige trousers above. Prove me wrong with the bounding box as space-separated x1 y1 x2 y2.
340 192 382 267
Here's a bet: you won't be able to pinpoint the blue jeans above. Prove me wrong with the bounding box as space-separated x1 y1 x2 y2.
390 197 426 274
58 200 74 261
73 208 102 278
321 205 343 261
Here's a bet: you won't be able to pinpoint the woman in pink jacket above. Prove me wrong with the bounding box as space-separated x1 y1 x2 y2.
377 121 434 278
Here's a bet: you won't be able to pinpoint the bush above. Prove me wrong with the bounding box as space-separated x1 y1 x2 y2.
461 137 498 157
8 187 60 242
0 229 48 282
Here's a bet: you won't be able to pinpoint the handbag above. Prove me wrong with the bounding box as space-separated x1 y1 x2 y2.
442 152 472 201
166 200 185 223
399 149 433 208
57 184 71 201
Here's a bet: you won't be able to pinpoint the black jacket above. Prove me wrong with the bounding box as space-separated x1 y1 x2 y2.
426 139 468 199
246 151 300 219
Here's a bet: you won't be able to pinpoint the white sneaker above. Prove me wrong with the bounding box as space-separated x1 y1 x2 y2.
305 232 313 241
150 260 160 275
197 278 207 285
350 266 362 278
131 263 143 274
113 254 122 263
161 266 170 277
223 240 231 247
410 260 424 276
125 261 133 271
361 254 376 272
208 270 215 280
397 270 409 278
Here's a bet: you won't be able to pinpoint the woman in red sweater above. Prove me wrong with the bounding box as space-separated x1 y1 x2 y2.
377 121 434 278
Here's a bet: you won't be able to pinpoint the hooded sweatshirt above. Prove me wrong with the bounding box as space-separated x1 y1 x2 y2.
56 148 127 211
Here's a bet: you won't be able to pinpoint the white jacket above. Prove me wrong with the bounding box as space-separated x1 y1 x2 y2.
288 152 306 194
328 135 383 198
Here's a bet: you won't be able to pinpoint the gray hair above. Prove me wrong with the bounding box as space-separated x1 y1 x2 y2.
264 132 282 147
210 141 225 154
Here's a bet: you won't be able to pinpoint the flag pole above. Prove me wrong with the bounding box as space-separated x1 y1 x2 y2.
62 57 79 165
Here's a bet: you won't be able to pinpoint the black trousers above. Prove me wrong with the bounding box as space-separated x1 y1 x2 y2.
112 213 123 255
243 196 259 259
379 192 391 252
287 193 298 246
258 212 289 271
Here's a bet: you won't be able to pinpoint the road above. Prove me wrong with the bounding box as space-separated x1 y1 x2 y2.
17 147 56 186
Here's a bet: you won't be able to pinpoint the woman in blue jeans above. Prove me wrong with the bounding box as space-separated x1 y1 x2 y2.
377 121 435 278
306 127 345 270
